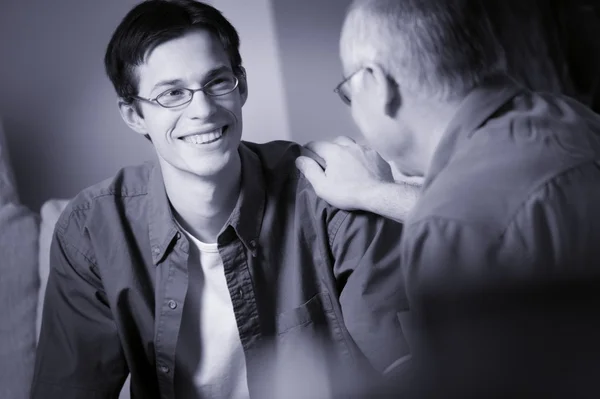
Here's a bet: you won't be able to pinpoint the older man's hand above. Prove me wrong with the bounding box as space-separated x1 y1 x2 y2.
295 136 395 211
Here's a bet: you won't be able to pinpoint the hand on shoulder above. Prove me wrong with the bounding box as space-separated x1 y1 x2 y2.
295 136 395 211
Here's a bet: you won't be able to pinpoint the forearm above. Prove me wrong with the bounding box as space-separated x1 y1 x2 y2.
360 182 421 223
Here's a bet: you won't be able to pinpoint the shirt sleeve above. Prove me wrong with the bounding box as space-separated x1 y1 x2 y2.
31 224 128 399
330 210 412 377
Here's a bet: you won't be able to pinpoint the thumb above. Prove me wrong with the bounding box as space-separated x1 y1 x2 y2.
295 156 326 189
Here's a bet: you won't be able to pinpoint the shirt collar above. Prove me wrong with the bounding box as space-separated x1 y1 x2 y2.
147 142 265 265
423 74 524 190
219 142 265 256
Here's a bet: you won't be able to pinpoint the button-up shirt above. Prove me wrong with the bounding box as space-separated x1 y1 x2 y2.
402 75 600 302
32 141 409 399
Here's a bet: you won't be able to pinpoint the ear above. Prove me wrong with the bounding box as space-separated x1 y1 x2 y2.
238 66 249 106
364 63 402 118
118 99 148 136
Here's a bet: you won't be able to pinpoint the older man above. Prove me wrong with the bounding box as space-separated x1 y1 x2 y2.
296 0 600 301
299 0 600 224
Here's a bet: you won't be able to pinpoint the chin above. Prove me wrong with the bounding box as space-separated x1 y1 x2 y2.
188 152 239 178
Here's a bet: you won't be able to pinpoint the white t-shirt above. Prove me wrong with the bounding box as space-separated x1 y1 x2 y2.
175 224 250 399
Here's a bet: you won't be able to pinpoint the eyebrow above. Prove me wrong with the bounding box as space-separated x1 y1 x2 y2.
150 65 233 92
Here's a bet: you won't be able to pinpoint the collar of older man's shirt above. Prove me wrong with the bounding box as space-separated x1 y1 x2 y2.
147 142 265 265
423 74 524 190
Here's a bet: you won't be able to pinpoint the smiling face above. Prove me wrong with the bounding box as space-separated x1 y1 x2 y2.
120 29 247 179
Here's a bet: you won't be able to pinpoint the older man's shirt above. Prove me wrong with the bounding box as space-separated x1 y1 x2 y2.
402 75 600 301
31 141 409 399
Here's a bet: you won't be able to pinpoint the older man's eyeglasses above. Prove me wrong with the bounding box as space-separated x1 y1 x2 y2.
132 74 240 108
333 68 365 106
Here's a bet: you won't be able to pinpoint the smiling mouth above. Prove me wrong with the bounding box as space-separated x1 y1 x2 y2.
180 126 227 145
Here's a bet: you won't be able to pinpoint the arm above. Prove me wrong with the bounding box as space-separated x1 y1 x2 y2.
360 181 420 223
330 209 413 389
31 227 128 399
295 137 421 222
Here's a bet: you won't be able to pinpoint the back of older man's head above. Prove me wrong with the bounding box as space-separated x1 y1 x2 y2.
341 0 507 101
341 0 570 102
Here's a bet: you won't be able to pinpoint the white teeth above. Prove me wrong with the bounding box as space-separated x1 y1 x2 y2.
182 127 224 144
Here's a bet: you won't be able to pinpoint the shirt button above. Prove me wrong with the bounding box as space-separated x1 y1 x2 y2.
152 246 160 255
160 365 170 374
168 300 177 309
249 240 256 248
176 232 181 239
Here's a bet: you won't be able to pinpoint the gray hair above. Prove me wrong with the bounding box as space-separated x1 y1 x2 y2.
342 0 574 100
341 0 508 101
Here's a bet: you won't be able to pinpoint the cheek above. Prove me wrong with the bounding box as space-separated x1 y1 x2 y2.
228 95 245 119
350 99 369 133
351 100 399 156
351 99 381 140
144 111 181 141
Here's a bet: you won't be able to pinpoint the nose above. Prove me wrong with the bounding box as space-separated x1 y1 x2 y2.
185 90 217 120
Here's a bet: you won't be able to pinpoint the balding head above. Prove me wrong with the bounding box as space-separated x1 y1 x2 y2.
340 0 507 100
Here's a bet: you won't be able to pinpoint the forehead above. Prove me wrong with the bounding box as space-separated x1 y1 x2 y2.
136 29 231 91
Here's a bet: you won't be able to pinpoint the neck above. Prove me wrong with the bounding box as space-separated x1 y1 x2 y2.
400 94 463 177
162 156 242 243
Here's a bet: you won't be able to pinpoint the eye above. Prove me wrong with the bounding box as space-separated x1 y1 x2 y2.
203 76 237 96
163 88 187 97
209 78 226 87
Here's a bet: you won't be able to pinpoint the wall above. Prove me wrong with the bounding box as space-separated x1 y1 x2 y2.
211 0 291 143
0 0 290 211
271 0 361 145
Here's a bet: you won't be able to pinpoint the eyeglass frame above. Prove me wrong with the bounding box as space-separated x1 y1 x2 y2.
333 67 366 106
131 72 242 109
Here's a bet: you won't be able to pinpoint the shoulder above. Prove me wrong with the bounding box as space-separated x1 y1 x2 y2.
55 162 154 237
242 141 401 241
484 91 600 144
466 90 600 167
241 140 304 179
412 92 600 232
241 139 328 211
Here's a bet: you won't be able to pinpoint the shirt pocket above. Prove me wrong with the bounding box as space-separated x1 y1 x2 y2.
273 292 352 397
276 292 348 351
276 292 332 331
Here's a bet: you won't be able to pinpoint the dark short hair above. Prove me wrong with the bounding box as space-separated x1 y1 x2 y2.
104 0 243 103
344 0 507 100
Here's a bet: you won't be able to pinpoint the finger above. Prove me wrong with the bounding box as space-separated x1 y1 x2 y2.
304 140 340 159
299 146 326 169
332 136 357 146
295 156 326 190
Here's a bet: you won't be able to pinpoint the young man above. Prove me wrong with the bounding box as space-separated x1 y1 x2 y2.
295 0 600 300
31 1 408 398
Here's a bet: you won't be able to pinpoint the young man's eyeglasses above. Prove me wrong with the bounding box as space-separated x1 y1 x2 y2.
132 74 240 108
333 67 365 106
